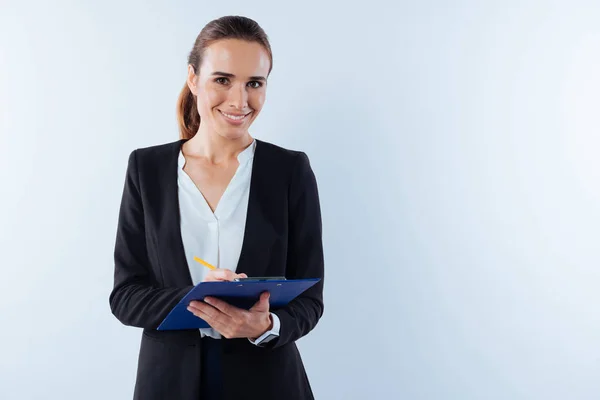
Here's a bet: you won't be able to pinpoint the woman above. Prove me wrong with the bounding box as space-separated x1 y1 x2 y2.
109 15 324 400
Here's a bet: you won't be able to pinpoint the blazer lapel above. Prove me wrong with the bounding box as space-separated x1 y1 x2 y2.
155 139 194 287
236 139 277 277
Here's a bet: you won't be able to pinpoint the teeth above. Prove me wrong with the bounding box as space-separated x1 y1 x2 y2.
221 111 248 120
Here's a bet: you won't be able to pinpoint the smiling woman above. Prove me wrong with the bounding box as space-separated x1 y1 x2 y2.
109 15 324 400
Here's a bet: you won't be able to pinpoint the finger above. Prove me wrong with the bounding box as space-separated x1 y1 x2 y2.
188 306 216 326
188 300 204 309
237 273 248 279
202 268 238 282
187 303 208 319
204 296 240 318
187 301 212 314
250 291 270 312
192 307 233 335
256 291 270 305
261 291 271 303
188 302 223 321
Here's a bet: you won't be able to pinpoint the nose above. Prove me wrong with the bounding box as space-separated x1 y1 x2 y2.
228 83 249 111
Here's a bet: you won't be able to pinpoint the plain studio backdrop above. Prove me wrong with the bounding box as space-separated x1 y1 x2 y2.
1 1 599 399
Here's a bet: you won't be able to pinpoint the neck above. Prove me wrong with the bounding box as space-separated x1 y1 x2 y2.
184 125 254 165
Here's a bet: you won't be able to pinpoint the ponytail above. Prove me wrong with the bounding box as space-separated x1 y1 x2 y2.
176 81 200 139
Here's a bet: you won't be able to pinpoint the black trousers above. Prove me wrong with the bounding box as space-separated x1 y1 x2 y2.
200 337 223 400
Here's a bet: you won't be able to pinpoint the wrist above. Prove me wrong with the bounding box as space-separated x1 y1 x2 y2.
253 313 273 340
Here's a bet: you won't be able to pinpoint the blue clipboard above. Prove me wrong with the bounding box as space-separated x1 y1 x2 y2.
157 278 320 330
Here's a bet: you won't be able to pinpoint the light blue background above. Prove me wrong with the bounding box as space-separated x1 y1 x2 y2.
1 1 599 399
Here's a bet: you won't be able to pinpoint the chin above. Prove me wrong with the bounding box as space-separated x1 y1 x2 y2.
217 129 250 141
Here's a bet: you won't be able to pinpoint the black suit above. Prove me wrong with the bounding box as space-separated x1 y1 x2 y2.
109 138 325 400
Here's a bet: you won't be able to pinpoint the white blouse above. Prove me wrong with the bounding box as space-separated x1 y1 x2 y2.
177 139 280 343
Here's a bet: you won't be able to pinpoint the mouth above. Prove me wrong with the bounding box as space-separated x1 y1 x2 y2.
218 110 252 125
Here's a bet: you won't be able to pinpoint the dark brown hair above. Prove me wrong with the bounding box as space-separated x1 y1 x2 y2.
176 16 273 139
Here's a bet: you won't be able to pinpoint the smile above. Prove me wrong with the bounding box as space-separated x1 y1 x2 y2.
219 110 251 123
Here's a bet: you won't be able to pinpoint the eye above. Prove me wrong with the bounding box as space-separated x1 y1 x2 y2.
247 81 263 89
215 77 229 85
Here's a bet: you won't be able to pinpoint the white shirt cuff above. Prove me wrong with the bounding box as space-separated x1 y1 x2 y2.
248 312 280 346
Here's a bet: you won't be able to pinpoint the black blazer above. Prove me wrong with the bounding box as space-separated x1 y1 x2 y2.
109 138 324 400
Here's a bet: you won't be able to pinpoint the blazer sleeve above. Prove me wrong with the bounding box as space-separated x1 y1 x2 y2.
270 152 325 348
109 150 193 329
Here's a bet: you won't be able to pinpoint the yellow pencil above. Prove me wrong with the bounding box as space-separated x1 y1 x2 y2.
193 256 216 270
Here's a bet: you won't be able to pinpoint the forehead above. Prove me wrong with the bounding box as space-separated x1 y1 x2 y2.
200 39 270 77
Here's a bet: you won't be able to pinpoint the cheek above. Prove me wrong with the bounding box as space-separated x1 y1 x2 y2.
197 89 225 116
206 90 224 106
251 92 266 110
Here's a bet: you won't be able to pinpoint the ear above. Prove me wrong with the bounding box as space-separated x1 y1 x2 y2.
186 64 198 96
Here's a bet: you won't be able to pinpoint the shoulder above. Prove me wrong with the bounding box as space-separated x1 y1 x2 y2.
131 139 180 160
125 139 181 172
256 139 312 171
256 139 302 157
256 140 317 193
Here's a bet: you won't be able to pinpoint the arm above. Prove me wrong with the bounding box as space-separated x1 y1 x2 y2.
109 150 193 329
269 152 325 348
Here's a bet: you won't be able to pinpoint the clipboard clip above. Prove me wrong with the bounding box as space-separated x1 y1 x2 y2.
233 276 287 282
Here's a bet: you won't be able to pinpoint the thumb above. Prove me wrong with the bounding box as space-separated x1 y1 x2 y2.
250 292 270 312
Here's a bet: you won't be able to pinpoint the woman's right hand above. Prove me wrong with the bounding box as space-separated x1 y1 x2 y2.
202 268 247 282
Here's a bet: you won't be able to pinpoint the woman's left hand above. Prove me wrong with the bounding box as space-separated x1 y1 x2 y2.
187 292 272 340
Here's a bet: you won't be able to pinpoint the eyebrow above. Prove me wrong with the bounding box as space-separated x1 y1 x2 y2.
211 71 266 81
